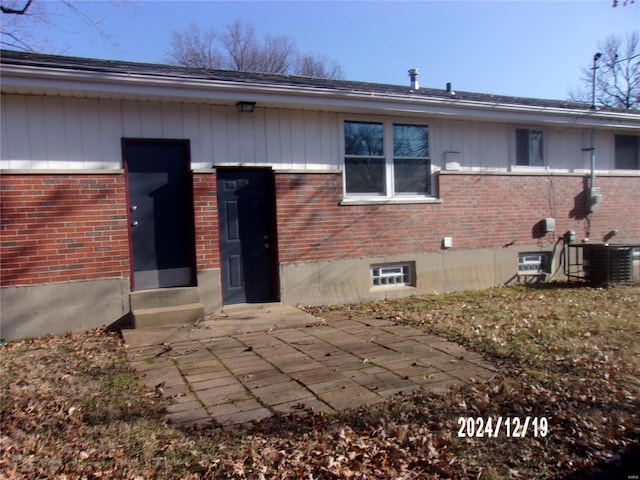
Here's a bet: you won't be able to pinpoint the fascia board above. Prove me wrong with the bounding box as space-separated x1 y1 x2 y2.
2 64 640 131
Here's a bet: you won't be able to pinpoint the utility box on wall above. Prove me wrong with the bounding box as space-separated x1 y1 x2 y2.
543 218 555 233
587 187 603 213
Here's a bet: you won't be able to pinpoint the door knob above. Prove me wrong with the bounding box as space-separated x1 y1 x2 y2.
264 242 269 248
130 205 138 212
131 221 139 227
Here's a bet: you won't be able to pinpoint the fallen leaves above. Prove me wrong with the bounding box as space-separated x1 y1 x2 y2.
2 285 639 478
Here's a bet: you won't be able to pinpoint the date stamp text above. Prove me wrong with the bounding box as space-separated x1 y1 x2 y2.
457 416 549 438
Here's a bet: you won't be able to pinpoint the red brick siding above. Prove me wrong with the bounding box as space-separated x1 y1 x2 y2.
193 172 220 270
275 173 640 263
1 174 130 286
3 171 637 287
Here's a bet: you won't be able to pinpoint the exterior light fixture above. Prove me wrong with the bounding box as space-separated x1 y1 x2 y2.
236 101 256 113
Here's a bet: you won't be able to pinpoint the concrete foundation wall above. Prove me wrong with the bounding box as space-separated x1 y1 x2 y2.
197 268 223 314
280 246 538 307
0 277 130 340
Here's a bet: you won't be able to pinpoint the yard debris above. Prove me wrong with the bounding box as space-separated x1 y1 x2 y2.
1 285 639 478
154 343 173 357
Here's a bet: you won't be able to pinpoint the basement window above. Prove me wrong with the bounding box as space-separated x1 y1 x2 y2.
371 263 413 287
518 253 548 275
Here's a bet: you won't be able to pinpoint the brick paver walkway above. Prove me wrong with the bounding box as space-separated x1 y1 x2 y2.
123 305 497 428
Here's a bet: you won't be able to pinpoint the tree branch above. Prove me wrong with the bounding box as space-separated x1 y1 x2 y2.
1 0 33 15
0 30 34 50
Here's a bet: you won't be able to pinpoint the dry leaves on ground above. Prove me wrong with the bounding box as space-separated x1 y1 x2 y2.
1 285 639 479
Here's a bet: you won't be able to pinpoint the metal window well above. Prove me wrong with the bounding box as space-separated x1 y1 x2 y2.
576 244 640 287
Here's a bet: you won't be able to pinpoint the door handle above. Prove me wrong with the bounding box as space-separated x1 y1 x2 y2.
130 205 138 212
131 221 139 227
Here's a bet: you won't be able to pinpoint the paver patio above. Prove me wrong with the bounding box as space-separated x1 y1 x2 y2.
122 304 497 428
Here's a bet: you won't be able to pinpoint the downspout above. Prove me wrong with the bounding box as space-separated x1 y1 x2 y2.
586 52 603 230
590 52 601 191
590 129 596 190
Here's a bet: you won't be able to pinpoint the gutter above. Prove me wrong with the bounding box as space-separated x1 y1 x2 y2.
2 63 640 130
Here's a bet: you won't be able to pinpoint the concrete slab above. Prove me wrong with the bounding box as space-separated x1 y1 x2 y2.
122 304 498 428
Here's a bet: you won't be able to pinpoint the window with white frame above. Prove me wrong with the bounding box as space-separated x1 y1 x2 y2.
518 252 548 275
615 135 640 169
344 121 431 198
371 263 413 287
515 128 544 167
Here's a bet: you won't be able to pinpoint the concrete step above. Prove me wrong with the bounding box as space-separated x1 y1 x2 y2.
221 302 283 313
132 303 205 329
130 287 201 311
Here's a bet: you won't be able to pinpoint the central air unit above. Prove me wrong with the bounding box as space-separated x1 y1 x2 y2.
582 244 636 286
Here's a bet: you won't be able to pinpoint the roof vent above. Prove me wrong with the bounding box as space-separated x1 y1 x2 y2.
446 82 456 96
408 68 419 90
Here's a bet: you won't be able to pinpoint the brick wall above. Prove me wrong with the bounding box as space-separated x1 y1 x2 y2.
275 172 640 264
3 171 637 288
0 174 130 286
193 172 220 270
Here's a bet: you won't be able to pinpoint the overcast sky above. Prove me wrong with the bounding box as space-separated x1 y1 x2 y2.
4 0 639 101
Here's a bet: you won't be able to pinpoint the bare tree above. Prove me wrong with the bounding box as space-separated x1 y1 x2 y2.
168 25 222 69
1 0 45 50
168 19 345 79
569 31 640 110
612 0 635 6
1 0 119 52
219 20 297 74
1 0 32 14
295 53 345 79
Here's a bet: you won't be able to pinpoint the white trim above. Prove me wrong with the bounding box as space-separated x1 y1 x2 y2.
3 64 640 130
0 169 124 174
370 262 414 289
340 116 436 201
439 169 640 177
340 197 442 206
274 168 342 174
510 165 553 173
513 126 546 169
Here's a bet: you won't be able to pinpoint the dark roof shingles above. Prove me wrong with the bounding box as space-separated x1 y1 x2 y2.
0 49 604 112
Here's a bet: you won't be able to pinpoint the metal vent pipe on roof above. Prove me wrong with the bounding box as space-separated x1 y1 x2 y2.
408 68 419 90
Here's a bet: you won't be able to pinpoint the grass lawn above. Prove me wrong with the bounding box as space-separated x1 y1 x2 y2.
1 284 639 479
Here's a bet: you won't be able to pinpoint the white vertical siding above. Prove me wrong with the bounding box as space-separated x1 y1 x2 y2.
63 96 84 165
277 110 295 168
79 98 106 167
42 97 68 168
27 96 47 168
320 111 340 170
264 109 282 167
0 95 9 164
197 104 215 168
435 119 509 170
2 94 31 168
596 131 615 171
139 102 163 138
0 93 629 173
122 101 142 138
97 99 123 169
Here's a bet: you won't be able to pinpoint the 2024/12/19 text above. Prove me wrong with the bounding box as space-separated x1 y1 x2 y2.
457 417 549 438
